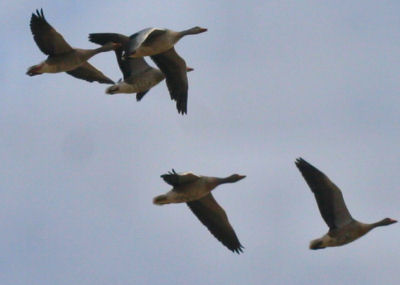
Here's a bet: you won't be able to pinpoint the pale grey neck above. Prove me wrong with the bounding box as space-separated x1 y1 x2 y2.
95 44 114 53
179 28 199 37
216 176 236 184
81 45 113 60
370 219 390 229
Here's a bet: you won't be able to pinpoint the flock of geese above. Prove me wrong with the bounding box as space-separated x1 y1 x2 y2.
26 9 206 114
27 9 397 254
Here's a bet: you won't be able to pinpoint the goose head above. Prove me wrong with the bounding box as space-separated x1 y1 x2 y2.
106 85 120 95
224 174 246 183
187 26 208 34
105 80 132 95
309 238 325 250
26 63 44 76
179 26 208 37
230 174 246 181
376 218 397 226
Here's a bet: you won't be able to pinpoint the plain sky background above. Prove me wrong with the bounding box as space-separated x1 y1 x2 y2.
1 1 399 284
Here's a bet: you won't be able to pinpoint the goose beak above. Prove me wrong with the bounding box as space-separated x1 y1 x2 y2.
186 67 194 72
389 219 397 223
199 27 208 33
237 175 246 180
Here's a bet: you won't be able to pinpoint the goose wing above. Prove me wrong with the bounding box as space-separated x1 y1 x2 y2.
30 9 73 55
151 47 189 114
161 169 200 186
295 158 354 229
89 33 152 80
187 194 243 253
66 62 114 84
127 28 165 54
136 90 149 101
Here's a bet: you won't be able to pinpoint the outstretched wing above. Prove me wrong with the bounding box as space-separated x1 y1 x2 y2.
89 32 154 80
151 47 189 114
127 28 166 54
30 9 73 55
295 158 354 229
187 194 243 253
66 62 114 84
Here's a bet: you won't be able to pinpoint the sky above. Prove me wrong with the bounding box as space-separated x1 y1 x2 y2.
1 1 400 284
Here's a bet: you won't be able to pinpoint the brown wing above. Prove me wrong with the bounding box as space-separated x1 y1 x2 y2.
136 90 149 101
187 194 243 253
30 9 73 55
295 158 354 229
151 48 189 114
161 169 199 186
127 28 161 55
66 62 114 84
141 29 167 47
89 33 154 80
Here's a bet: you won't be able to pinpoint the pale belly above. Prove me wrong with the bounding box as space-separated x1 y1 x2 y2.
132 42 173 57
127 75 164 92
44 54 85 73
165 181 211 204
324 230 366 247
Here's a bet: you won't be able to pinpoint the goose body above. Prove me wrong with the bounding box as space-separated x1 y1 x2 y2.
27 9 117 84
89 33 165 99
106 69 165 98
295 158 397 249
123 27 207 114
89 33 194 107
126 27 207 58
154 169 246 253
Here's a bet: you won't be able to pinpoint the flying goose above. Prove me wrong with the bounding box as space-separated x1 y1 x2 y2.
88 33 194 105
124 27 207 58
123 27 207 114
295 158 397 249
27 9 118 84
154 169 246 253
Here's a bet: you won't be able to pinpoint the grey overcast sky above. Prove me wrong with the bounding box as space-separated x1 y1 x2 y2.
1 1 399 284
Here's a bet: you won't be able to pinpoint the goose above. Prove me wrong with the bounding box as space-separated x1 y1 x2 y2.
154 169 246 253
27 9 118 84
123 27 207 114
124 27 207 58
295 158 397 250
88 33 194 105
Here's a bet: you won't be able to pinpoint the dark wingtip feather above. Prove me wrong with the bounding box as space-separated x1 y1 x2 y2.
30 8 48 34
177 102 187 115
295 157 314 170
295 157 305 166
32 8 45 21
295 158 320 174
160 168 176 178
232 244 244 254
88 33 107 45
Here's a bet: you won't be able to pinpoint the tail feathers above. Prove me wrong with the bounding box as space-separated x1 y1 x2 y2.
153 194 169 205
